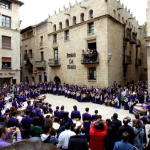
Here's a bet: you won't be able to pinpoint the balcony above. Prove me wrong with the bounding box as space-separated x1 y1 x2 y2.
135 59 142 66
122 55 132 65
24 53 34 60
40 42 43 49
2 67 11 70
35 60 46 69
81 54 99 64
123 31 131 41
48 58 61 67
136 39 141 47
88 76 96 80
130 36 137 44
28 67 33 73
64 37 70 41
87 30 94 34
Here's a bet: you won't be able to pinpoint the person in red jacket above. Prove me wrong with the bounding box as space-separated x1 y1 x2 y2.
89 119 108 150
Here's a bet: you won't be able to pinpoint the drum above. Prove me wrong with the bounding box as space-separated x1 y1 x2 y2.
133 106 147 114
73 120 77 124
17 107 25 115
40 109 43 113
17 115 23 123
43 114 53 118
76 121 82 127
53 122 60 131
136 103 147 107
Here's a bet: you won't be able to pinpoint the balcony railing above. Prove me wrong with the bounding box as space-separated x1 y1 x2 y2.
24 53 34 60
123 31 131 41
122 55 132 65
135 59 142 66
2 67 11 70
88 76 96 80
35 60 46 68
28 67 33 73
87 30 94 34
48 58 61 67
81 54 99 64
130 36 137 44
53 39 57 44
136 39 141 47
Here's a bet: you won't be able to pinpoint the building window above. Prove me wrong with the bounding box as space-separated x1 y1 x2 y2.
59 22 62 30
2 15 11 27
2 57 11 69
89 68 96 80
53 34 57 43
65 19 69 28
80 13 84 22
88 22 94 33
40 36 43 47
2 36 11 49
73 16 76 25
89 9 93 18
0 1 10 9
39 74 42 83
64 30 69 40
44 72 47 82
41 52 44 60
123 67 127 78
53 24 56 32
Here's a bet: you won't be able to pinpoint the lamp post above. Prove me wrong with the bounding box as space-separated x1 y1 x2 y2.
108 53 112 62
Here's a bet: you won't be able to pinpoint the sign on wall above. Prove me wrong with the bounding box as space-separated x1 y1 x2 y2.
67 53 76 69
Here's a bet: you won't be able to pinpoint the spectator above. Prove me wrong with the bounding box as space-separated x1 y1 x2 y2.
57 120 66 138
58 122 75 150
68 126 89 150
89 119 108 150
0 125 22 149
41 124 58 146
133 119 145 150
147 130 150 150
117 118 134 144
30 117 43 137
0 116 9 127
8 111 19 127
113 132 134 150
104 119 116 150
0 140 61 150
111 113 122 140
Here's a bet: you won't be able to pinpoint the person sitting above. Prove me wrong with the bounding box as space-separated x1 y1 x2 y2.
0 116 9 127
0 125 22 149
113 132 134 150
12 98 18 110
41 124 58 146
8 111 19 127
30 117 43 137
26 101 33 111
68 126 89 150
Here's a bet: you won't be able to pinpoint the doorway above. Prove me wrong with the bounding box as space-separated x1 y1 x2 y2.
54 76 61 84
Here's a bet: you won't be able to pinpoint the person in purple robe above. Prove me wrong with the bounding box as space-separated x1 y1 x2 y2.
82 107 91 141
54 106 59 123
0 98 4 111
115 93 121 109
76 88 81 102
53 83 57 95
91 110 99 122
58 106 65 122
58 84 62 96
49 104 53 114
33 103 44 120
26 101 33 111
71 105 81 121
92 89 96 103
8 111 19 127
124 92 130 110
12 98 18 110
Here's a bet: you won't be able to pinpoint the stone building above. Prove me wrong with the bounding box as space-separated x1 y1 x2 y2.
0 0 24 90
21 0 147 87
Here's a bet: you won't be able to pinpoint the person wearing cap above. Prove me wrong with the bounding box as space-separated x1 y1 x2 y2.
68 126 89 150
82 108 91 142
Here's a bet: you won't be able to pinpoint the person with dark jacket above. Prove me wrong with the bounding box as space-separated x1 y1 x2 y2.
68 126 89 150
104 119 116 150
41 124 58 146
111 113 122 140
117 118 134 144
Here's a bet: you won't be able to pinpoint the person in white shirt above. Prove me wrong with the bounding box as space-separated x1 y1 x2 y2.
58 122 75 150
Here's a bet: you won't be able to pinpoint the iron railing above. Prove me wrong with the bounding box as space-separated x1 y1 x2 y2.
135 59 142 66
35 60 46 68
81 54 99 64
48 58 61 67
123 55 132 65
123 30 131 41
24 53 34 60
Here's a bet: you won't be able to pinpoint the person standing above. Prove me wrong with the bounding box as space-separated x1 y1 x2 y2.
68 126 89 150
58 122 75 150
113 132 134 150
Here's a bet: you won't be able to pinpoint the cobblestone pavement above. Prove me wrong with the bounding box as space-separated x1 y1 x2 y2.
45 94 150 135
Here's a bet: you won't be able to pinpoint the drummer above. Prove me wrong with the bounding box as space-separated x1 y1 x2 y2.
71 105 81 121
91 110 99 122
58 106 65 121
0 98 4 111
33 103 44 120
26 101 33 111
12 98 18 110
8 111 19 127
54 106 60 123
49 104 53 114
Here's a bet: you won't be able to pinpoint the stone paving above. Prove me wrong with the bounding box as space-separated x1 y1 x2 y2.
45 94 150 135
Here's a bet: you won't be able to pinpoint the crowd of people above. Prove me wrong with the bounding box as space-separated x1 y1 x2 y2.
0 81 150 149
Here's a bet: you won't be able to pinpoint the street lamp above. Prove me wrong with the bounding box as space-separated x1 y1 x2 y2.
23 60 27 65
108 53 112 62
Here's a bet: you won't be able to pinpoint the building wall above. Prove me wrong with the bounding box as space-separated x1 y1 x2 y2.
0 2 22 85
